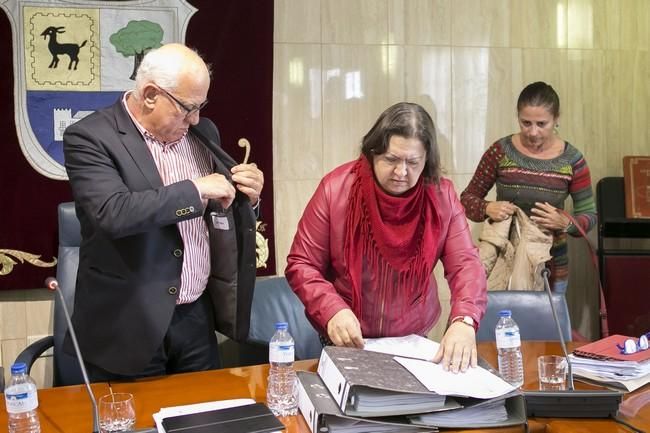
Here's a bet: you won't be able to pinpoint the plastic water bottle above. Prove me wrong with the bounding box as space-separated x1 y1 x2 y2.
5 362 41 433
266 322 298 416
495 310 524 388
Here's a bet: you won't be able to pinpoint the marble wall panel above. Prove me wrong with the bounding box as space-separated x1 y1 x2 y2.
618 50 650 157
566 49 608 177
451 47 490 174
273 44 323 181
451 0 510 47
321 44 391 173
511 0 568 48
322 0 389 44
389 0 451 45
274 0 322 43
567 0 621 49
620 0 649 51
274 179 322 273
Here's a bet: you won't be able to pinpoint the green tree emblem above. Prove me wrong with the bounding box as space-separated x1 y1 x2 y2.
110 20 164 80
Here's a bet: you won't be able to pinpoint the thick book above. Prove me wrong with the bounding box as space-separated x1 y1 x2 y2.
623 155 650 219
317 346 447 417
161 402 285 433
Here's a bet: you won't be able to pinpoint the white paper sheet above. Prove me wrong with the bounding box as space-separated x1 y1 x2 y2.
363 334 440 360
394 357 515 399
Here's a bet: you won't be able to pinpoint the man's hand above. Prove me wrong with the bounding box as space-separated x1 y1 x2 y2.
231 163 264 206
327 309 364 348
431 321 477 373
194 173 236 209
485 201 516 222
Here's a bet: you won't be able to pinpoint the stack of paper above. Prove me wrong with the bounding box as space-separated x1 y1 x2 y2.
569 355 650 392
409 392 520 428
571 334 650 392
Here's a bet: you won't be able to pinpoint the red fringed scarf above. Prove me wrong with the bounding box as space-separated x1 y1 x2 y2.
343 156 440 332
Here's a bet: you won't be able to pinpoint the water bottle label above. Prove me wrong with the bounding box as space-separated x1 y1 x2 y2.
269 343 295 363
5 391 38 414
495 329 521 348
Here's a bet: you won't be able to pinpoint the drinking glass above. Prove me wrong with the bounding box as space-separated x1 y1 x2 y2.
98 392 136 432
537 355 568 391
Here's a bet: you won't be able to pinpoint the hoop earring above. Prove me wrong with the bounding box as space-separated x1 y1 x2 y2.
553 124 559 135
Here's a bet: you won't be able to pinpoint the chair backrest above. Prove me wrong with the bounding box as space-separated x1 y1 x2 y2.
53 202 84 386
247 276 321 360
477 290 572 342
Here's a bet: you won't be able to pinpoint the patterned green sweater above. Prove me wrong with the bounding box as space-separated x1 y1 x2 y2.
461 135 597 290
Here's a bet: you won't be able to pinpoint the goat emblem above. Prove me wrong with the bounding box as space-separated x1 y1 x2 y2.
40 26 88 70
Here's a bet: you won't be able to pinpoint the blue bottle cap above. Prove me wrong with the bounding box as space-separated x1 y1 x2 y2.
498 309 512 317
11 362 27 374
275 322 288 330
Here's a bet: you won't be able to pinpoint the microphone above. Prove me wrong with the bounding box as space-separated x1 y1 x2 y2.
45 277 100 433
522 269 623 418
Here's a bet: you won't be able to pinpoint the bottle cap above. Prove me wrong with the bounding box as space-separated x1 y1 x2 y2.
498 309 512 318
275 322 288 330
11 362 27 375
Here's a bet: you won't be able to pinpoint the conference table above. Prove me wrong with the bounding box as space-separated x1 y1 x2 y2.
1 342 648 432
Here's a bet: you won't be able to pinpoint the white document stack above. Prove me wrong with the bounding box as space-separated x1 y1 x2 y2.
569 354 650 392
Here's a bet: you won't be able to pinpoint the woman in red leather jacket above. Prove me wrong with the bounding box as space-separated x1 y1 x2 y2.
285 102 487 373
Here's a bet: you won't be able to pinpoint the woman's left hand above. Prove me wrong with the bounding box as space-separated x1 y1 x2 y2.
431 322 477 373
530 201 571 231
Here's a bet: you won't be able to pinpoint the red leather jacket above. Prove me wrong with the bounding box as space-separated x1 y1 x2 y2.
285 161 487 337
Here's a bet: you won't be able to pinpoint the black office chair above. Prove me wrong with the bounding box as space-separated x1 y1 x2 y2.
477 290 572 342
221 276 322 366
15 202 84 386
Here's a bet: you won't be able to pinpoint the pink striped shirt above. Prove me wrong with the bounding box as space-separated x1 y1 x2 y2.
123 92 212 304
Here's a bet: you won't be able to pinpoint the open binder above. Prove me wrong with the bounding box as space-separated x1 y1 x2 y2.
298 371 527 432
317 346 447 417
297 371 437 433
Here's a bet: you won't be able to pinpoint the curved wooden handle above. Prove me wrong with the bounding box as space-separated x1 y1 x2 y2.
238 138 251 165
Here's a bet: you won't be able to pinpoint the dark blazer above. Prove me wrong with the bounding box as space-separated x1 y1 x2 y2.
62 98 256 375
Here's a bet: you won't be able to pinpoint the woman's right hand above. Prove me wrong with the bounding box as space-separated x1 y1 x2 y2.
485 201 516 222
327 309 364 348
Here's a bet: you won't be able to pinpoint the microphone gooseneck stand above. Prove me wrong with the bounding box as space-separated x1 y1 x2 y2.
522 269 623 419
45 277 100 433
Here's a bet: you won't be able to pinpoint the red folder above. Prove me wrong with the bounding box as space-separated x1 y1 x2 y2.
573 334 650 362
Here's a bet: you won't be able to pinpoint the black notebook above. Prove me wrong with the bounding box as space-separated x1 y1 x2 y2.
161 402 285 433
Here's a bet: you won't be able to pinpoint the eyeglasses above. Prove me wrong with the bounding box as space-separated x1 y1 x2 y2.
155 84 208 118
616 333 649 355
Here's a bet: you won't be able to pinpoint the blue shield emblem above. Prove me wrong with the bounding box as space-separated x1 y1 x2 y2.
1 0 197 179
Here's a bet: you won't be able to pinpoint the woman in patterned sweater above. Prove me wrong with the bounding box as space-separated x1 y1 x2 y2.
461 81 596 293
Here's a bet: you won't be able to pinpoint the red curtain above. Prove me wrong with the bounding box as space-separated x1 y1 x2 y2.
0 0 274 290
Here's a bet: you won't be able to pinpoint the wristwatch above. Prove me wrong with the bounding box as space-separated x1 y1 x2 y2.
451 315 477 331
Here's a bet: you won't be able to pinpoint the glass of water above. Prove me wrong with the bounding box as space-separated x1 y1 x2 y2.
537 355 568 391
98 392 136 432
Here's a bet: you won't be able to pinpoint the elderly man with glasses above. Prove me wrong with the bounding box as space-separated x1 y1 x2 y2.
63 43 264 382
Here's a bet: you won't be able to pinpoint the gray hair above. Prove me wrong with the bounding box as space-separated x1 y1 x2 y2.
134 45 211 94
